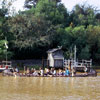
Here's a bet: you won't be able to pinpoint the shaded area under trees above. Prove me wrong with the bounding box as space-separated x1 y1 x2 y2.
0 0 100 65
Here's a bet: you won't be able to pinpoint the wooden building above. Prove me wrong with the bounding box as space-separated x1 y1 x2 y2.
47 48 64 68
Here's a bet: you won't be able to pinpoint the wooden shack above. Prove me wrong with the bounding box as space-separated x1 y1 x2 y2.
0 61 12 72
47 48 64 68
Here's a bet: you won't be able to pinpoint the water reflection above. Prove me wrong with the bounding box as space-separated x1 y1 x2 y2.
0 76 100 100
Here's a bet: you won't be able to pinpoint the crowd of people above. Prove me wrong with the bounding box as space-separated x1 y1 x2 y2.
2 65 96 77
3 66 19 76
23 67 76 77
3 65 77 77
4 65 96 78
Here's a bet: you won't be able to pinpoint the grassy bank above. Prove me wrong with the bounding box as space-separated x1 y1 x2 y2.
92 66 100 69
17 65 42 71
16 65 100 71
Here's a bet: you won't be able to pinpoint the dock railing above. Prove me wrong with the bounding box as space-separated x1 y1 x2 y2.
1 61 12 68
64 59 92 69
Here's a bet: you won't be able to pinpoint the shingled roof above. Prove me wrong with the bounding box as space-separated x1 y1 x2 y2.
47 48 61 53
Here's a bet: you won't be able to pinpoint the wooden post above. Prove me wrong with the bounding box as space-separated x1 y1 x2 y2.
42 57 44 69
47 59 49 68
42 58 43 67
74 45 76 67
90 59 92 68
24 66 25 73
69 60 71 72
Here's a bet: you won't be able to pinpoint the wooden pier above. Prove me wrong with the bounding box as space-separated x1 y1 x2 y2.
64 59 92 71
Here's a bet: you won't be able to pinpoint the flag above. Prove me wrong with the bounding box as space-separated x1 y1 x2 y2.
5 42 8 49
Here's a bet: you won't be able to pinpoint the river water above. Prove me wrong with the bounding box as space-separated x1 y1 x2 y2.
0 75 100 100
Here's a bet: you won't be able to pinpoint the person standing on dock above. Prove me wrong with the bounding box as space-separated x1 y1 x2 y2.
84 65 88 74
40 67 44 76
71 67 76 77
65 68 70 76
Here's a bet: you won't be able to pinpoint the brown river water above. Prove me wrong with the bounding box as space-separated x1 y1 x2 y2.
0 74 100 100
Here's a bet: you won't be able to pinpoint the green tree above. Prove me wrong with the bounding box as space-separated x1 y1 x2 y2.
0 0 14 40
0 40 6 60
8 0 69 59
86 25 100 63
5 0 100 64
70 4 98 27
34 0 69 26
0 4 8 40
24 0 61 9
79 45 91 59
0 40 12 60
8 14 55 48
64 26 90 59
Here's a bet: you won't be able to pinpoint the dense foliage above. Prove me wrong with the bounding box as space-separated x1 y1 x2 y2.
0 0 100 65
